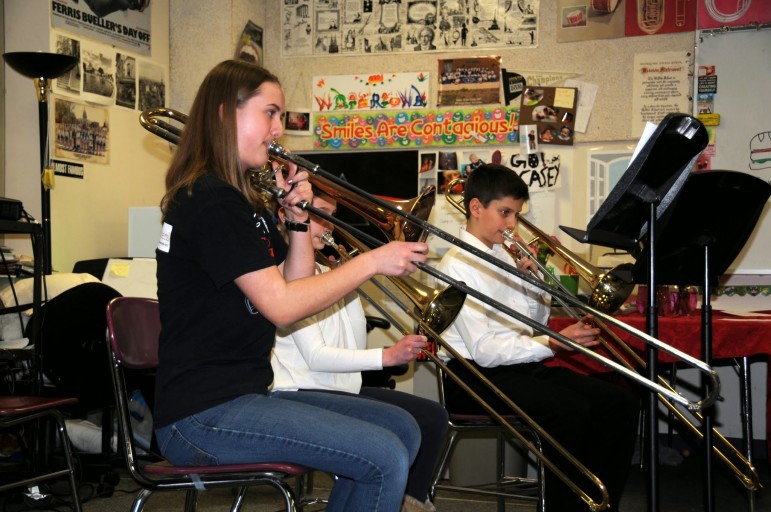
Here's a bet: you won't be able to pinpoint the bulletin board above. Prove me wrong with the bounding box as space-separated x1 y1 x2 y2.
695 28 771 273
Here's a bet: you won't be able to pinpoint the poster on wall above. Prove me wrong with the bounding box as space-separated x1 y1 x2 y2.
137 60 166 111
631 51 690 137
518 86 578 146
53 34 81 96
235 20 264 65
53 97 110 165
81 42 116 105
313 105 519 150
312 72 429 112
431 147 561 197
424 145 565 257
556 0 696 41
624 0 697 36
286 111 312 133
115 52 137 109
556 0 625 42
282 0 539 57
697 0 771 30
51 0 152 55
437 56 501 107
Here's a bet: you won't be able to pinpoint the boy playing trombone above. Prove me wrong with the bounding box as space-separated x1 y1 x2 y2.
436 163 639 511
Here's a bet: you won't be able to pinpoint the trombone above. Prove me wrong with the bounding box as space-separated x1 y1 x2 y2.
264 142 720 413
139 107 731 507
444 179 761 491
139 107 719 414
322 228 610 511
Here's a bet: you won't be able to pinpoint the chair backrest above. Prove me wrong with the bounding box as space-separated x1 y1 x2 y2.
106 297 160 370
105 297 161 483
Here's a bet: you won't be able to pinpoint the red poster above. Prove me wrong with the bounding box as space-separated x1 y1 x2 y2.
698 0 771 30
625 0 698 36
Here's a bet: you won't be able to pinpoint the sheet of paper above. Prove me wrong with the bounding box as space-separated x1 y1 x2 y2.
101 258 158 299
630 122 657 163
564 79 598 133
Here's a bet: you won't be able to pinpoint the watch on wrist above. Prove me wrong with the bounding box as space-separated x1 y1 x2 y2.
284 217 310 232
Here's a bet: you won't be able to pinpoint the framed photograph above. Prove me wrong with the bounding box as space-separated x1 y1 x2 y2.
285 110 311 134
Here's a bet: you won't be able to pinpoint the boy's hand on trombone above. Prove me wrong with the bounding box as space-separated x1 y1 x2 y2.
368 241 429 276
549 315 600 352
515 253 539 274
383 334 429 366
505 231 540 274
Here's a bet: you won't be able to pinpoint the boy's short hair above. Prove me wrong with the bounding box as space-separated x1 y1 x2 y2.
463 163 529 218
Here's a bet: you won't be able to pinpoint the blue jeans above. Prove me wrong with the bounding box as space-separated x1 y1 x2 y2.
155 391 420 512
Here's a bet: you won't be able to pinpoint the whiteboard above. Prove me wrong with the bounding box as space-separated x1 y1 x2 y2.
128 206 162 258
695 29 771 273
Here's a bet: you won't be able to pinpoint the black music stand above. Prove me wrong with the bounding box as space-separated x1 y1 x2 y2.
631 170 771 512
560 113 709 512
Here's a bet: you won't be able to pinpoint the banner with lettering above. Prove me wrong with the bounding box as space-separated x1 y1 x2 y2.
313 107 520 149
312 72 429 112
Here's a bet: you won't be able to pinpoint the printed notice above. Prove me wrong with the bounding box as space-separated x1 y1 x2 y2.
631 51 691 137
51 0 151 55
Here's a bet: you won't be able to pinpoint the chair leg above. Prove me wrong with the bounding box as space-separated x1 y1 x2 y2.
130 488 154 512
496 431 505 512
183 489 198 512
532 432 546 512
50 409 83 512
0 408 83 512
430 430 459 500
229 486 248 512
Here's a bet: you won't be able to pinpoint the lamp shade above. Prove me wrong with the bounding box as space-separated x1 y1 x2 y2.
3 51 78 80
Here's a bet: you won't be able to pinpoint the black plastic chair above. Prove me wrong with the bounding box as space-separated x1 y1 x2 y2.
30 282 122 414
430 365 546 512
106 296 313 512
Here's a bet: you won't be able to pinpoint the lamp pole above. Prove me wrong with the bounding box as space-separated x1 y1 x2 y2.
3 52 78 274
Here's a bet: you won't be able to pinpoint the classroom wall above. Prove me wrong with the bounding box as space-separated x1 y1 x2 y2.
3 0 170 273
260 4 694 149
170 0 265 115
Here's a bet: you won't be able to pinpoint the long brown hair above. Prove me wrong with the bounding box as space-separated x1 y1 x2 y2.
160 60 280 219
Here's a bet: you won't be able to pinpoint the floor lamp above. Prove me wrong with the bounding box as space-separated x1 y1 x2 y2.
3 51 78 275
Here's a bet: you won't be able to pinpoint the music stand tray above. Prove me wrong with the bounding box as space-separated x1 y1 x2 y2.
560 113 709 252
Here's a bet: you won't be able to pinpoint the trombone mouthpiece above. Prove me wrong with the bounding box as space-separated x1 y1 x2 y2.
268 140 288 158
321 232 336 247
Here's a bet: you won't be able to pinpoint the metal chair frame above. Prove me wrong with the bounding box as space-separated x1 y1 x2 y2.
430 365 546 512
106 296 314 512
0 395 82 512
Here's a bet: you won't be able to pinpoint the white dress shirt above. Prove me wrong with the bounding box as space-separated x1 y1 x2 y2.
271 264 383 392
436 226 555 367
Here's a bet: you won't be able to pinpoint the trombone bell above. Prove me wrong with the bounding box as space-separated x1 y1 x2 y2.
588 264 635 314
323 230 467 335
